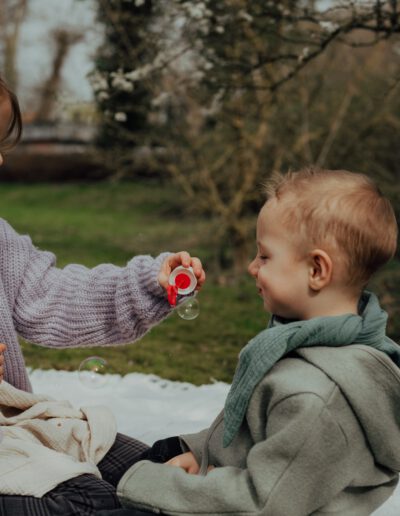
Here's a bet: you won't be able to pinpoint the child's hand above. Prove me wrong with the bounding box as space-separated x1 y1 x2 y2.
0 343 6 383
158 252 206 292
165 451 200 474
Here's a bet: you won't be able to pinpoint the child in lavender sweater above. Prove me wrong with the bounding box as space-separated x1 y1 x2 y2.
0 76 205 514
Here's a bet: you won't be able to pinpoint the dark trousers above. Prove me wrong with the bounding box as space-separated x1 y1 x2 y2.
96 511 151 516
95 436 183 516
0 433 148 516
0 434 182 516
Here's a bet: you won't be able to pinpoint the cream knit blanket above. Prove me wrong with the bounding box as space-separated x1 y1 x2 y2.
0 380 117 497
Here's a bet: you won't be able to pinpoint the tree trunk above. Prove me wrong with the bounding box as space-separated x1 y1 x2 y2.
35 29 83 123
0 0 27 91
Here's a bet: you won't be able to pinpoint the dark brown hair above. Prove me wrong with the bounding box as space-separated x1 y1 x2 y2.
0 76 22 151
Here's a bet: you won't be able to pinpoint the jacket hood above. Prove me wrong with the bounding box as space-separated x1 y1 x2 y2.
296 344 400 472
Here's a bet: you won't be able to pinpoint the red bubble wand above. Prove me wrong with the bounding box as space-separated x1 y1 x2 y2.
167 266 197 306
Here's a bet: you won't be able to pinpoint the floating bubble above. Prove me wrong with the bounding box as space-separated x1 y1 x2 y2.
177 297 200 320
78 356 108 389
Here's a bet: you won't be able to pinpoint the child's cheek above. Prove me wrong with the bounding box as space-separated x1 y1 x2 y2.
258 267 268 286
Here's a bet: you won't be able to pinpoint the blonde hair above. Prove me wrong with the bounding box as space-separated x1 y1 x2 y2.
264 167 398 288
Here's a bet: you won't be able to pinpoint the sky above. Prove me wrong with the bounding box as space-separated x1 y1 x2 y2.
27 368 400 515
17 0 101 110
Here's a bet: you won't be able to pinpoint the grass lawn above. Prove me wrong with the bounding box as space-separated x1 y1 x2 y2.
0 181 267 384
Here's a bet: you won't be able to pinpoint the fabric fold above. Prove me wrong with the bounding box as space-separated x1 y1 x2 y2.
0 380 117 496
223 291 400 447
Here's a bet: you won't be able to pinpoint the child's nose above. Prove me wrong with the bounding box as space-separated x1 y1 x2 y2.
248 258 258 277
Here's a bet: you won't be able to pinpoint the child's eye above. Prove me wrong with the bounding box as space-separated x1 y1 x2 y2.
259 255 268 262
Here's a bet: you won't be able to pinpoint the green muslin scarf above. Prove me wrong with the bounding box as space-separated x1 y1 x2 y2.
223 290 400 448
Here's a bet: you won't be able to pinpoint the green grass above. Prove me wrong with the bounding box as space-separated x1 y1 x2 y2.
0 181 266 384
0 181 211 266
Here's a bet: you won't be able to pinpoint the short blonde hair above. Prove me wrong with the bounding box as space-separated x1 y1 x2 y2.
264 167 398 288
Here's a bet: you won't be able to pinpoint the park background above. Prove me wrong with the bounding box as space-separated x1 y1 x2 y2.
1 0 400 386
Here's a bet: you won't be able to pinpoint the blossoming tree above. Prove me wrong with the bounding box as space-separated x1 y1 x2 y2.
91 0 400 272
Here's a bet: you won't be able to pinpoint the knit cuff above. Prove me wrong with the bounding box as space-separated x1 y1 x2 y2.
128 252 172 300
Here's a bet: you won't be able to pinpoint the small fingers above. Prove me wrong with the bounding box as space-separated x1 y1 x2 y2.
159 253 206 293
172 251 191 269
166 456 192 472
158 254 179 290
195 270 206 290
166 456 180 467
190 257 203 277
190 257 206 290
178 255 206 290
159 252 190 290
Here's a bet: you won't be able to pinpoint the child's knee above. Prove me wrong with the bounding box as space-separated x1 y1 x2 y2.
46 473 121 513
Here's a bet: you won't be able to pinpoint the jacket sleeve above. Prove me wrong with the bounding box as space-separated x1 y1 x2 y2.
117 392 353 516
179 426 213 465
4 221 172 347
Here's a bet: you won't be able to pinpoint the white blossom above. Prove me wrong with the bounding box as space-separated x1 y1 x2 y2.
135 0 145 6
90 71 108 93
238 10 253 23
153 54 166 68
151 92 170 108
201 88 224 117
111 71 135 92
97 91 110 101
124 68 147 82
319 21 339 33
215 26 225 34
115 112 127 122
185 2 208 20
298 47 310 62
199 24 210 35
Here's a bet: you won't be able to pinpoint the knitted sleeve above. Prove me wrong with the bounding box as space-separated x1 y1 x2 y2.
1 219 173 347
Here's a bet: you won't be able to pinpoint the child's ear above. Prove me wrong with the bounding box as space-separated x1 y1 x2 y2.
308 249 333 291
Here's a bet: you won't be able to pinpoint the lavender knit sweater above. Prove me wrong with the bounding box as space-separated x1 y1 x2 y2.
0 218 173 392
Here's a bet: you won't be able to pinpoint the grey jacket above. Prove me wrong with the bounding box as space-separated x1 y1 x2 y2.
117 345 400 515
0 218 172 392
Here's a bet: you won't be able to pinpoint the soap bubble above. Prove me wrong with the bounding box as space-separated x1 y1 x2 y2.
177 297 200 320
78 356 108 389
